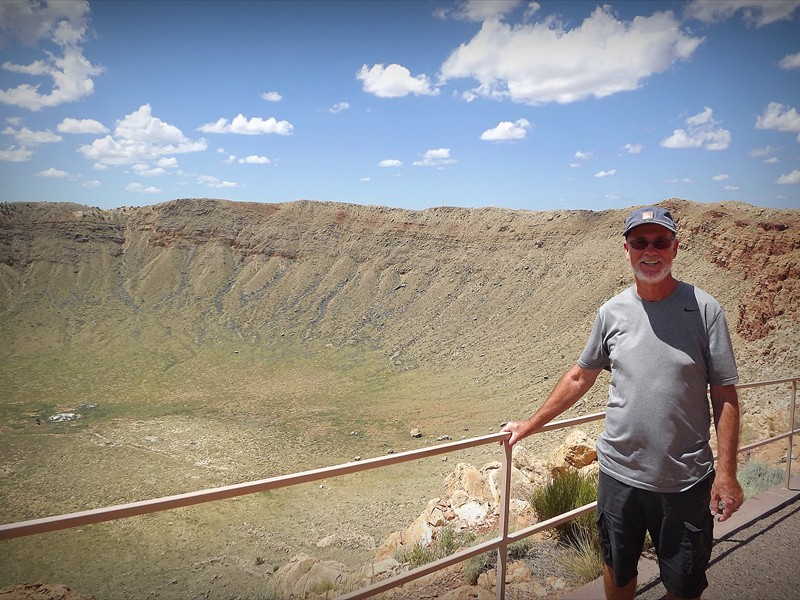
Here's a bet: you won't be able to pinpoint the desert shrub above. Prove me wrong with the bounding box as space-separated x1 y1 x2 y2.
396 542 438 569
395 525 477 568
463 551 494 585
564 524 604 583
738 460 785 499
530 468 603 583
531 469 598 544
462 538 535 585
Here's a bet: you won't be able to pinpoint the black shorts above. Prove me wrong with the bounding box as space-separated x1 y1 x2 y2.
596 470 714 599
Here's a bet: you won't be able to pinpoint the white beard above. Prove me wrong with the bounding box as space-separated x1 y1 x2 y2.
631 260 671 284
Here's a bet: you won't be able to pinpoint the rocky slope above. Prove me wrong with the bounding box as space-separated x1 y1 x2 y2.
1 197 797 380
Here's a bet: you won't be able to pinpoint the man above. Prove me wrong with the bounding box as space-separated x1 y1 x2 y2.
502 206 743 600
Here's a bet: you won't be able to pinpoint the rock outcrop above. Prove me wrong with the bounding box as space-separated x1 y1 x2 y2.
269 432 596 599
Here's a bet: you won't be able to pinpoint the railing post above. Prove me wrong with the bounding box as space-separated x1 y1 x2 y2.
496 438 512 600
787 380 797 489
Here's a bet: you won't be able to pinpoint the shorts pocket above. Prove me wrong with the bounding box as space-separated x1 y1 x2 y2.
680 514 713 576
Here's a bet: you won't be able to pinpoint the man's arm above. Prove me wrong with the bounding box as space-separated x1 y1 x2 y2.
710 384 744 522
502 363 602 447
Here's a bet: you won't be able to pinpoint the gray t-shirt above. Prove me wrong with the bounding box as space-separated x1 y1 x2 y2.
578 282 739 493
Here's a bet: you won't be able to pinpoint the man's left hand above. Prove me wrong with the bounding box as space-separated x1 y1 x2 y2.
710 475 744 522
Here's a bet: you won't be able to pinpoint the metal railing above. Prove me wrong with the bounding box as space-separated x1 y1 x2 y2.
1 377 797 599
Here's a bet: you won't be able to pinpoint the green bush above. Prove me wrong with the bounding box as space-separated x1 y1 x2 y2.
530 468 603 584
531 469 598 544
738 460 785 499
396 542 438 569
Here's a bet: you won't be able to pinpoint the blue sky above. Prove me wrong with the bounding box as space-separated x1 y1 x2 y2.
1 0 799 212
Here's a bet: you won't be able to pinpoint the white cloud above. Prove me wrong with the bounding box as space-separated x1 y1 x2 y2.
132 163 166 177
660 107 731 150
79 104 207 166
435 0 522 22
594 169 617 178
2 126 62 145
82 179 100 188
749 145 777 158
0 1 104 111
749 147 781 164
779 52 800 70
480 118 531 141
756 102 800 141
360 176 371 182
239 155 270 164
157 156 178 168
57 117 109 134
198 175 239 188
379 159 403 167
777 169 800 184
261 91 282 102
198 113 294 135
413 148 457 167
357 64 439 98
574 150 595 160
125 182 162 194
37 167 69 178
712 173 730 181
723 184 740 191
685 0 800 27
439 5 703 105
623 143 643 154
329 102 350 114
116 107 189 143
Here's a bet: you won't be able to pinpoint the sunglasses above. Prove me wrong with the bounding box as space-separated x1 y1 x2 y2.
627 237 675 250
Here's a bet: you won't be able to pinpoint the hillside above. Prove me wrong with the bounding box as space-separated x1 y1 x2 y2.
0 197 798 599
1 197 798 380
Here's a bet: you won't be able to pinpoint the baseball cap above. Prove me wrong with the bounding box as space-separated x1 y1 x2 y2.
623 206 677 236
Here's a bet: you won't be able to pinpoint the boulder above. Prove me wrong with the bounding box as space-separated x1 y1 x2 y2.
377 456 542 562
364 557 402 579
270 553 355 599
511 444 551 487
477 562 549 597
445 463 493 502
375 498 441 560
375 530 404 562
549 429 597 472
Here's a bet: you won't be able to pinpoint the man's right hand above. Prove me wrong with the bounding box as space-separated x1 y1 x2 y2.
501 420 533 448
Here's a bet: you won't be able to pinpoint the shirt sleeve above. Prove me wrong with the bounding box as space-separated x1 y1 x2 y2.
707 307 739 386
578 310 611 371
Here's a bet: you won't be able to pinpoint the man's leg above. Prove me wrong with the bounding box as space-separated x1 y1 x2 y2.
647 476 714 600
603 564 637 600
597 473 647 599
